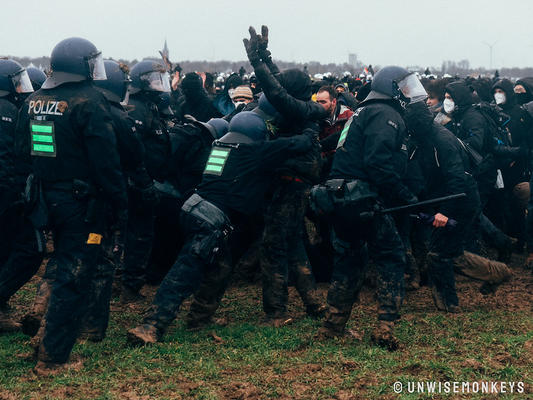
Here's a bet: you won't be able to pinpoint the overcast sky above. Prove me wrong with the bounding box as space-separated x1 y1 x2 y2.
3 0 532 69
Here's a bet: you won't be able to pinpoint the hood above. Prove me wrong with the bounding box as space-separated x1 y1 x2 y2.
515 77 533 104
492 79 516 108
445 80 473 110
279 69 312 101
181 72 206 102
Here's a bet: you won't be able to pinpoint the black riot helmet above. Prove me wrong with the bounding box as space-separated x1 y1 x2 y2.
365 66 427 107
26 67 47 91
0 59 33 98
94 60 131 104
42 37 107 89
129 60 171 95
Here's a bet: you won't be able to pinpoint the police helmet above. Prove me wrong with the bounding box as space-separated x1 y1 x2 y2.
26 67 47 91
42 37 106 89
129 60 171 94
0 59 33 97
227 111 268 142
94 60 131 104
365 66 427 106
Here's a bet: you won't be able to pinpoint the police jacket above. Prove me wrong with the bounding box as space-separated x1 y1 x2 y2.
16 81 127 213
128 94 171 182
329 99 414 206
108 102 152 189
0 97 21 211
197 133 312 220
167 122 216 197
0 98 19 187
409 123 478 219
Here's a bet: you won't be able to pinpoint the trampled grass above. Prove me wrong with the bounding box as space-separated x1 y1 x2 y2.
0 260 532 399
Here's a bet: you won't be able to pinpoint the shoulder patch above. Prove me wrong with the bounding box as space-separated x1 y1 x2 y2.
387 120 398 130
1 116 13 123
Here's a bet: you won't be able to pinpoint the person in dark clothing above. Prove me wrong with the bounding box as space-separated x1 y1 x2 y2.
522 101 533 269
404 101 480 311
178 72 222 122
147 116 229 284
444 81 513 257
120 60 172 302
15 37 128 375
244 26 328 325
82 60 154 340
514 78 533 105
0 59 43 333
491 79 531 249
127 111 315 345
313 66 423 350
213 73 242 116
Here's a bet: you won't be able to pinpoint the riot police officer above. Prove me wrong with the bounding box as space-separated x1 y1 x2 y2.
313 66 423 350
0 59 42 332
16 37 127 375
127 111 315 345
120 60 171 302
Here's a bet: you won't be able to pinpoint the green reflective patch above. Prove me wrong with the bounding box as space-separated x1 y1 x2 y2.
204 146 231 176
211 149 230 157
205 164 223 173
32 134 54 143
31 124 53 134
207 156 226 165
32 144 55 153
336 118 353 149
30 120 56 157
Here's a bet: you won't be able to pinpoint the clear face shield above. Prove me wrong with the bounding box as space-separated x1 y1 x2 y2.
87 52 107 81
11 69 34 93
140 71 171 92
398 74 427 104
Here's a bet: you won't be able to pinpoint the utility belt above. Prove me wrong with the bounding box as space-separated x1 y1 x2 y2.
181 193 233 236
40 178 97 199
32 177 103 226
309 178 378 216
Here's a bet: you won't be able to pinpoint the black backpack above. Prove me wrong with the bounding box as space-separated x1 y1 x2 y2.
472 102 512 148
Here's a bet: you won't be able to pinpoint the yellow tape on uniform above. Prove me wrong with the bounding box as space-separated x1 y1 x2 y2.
86 233 103 245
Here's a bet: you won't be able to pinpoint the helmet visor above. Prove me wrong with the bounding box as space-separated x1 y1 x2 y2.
12 70 34 93
398 74 427 103
141 71 171 92
88 52 107 81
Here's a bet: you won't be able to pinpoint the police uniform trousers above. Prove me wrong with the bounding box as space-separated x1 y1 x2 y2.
142 207 232 334
323 204 406 333
37 186 105 364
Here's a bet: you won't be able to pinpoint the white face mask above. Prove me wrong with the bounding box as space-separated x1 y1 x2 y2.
494 92 506 105
443 98 455 114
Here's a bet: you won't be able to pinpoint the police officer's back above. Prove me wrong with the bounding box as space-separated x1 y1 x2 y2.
17 37 127 375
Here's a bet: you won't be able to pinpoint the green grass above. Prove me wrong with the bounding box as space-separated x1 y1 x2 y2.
0 280 532 399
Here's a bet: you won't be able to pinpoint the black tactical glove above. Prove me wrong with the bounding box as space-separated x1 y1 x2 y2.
257 25 272 61
243 26 261 67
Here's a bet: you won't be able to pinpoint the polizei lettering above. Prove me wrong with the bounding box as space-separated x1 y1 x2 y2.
28 100 64 116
